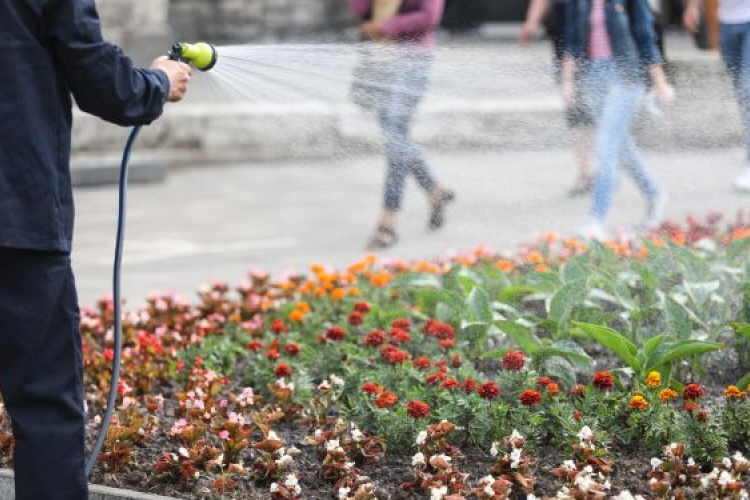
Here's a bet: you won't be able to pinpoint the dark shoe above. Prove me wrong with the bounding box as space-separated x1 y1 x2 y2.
567 175 594 197
366 225 398 250
428 190 455 230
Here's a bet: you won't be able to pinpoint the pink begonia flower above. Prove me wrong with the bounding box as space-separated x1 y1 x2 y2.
219 430 230 441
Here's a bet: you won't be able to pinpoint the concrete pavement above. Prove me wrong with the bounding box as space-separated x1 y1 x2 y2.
73 147 750 307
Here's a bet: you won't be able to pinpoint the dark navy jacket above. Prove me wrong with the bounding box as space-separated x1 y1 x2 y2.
0 0 170 252
564 0 663 81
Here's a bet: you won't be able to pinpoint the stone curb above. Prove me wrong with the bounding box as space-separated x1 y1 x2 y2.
72 156 167 188
0 469 178 500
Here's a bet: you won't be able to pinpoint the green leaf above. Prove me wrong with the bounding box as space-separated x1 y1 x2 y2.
730 322 750 342
651 339 724 367
575 322 640 373
737 372 750 390
467 287 493 323
480 347 514 360
665 297 692 340
542 356 577 387
392 273 441 289
562 255 589 284
549 279 589 326
536 340 593 371
495 320 542 354
498 285 538 305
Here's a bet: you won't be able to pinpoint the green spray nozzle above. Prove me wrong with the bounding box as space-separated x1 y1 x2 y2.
168 42 218 71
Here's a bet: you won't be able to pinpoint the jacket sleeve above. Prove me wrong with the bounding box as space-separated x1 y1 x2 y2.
43 0 170 127
627 0 663 66
381 0 445 39
349 0 373 19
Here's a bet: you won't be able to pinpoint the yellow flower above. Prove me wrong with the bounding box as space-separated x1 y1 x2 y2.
724 385 748 400
659 388 678 403
629 394 649 411
645 371 662 389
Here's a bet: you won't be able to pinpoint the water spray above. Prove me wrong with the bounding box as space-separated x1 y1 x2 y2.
85 42 218 476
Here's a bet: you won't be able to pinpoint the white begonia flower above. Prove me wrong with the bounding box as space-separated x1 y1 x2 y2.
578 425 593 442
490 441 500 458
603 479 612 490
319 380 331 391
412 452 426 467
275 455 294 468
481 475 495 484
270 483 280 493
284 474 299 488
563 460 577 471
510 429 524 442
739 490 748 500
734 451 748 465
650 457 663 470
326 439 340 452
510 447 523 469
416 430 428 446
574 471 594 493
351 427 364 442
345 461 355 470
430 486 448 500
338 486 351 500
527 495 539 500
679 474 687 483
723 457 733 469
719 470 733 487
700 476 711 489
268 430 280 441
555 486 572 499
484 484 495 496
583 465 594 474
687 457 696 467
330 374 344 386
178 447 189 458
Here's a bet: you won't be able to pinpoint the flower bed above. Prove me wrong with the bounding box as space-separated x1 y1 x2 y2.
2 215 750 499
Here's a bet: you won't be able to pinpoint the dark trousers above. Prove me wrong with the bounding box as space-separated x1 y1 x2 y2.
0 249 88 499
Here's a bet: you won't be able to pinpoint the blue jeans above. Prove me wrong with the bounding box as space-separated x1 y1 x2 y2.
720 21 750 161
580 59 660 222
378 53 436 210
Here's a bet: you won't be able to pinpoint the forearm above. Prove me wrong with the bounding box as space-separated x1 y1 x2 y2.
349 0 372 18
525 0 551 28
649 64 668 87
562 58 576 84
381 0 443 39
685 0 701 11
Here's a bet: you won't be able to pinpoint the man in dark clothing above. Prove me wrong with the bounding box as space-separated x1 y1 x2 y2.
0 1 192 498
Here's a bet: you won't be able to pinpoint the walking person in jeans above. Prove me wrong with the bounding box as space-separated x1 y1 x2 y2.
349 0 455 249
563 0 675 238
684 0 750 191
0 0 191 498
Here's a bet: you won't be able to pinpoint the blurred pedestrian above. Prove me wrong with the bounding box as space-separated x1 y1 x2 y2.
0 1 191 498
520 0 596 197
684 0 750 191
563 0 675 238
349 0 455 250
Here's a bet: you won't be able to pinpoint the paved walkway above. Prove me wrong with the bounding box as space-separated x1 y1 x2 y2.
73 147 750 306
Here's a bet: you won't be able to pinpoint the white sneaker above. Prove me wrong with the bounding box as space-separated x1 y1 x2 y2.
734 167 750 192
577 219 608 240
638 191 669 231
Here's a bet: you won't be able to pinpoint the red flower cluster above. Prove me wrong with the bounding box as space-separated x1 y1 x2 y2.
284 342 300 356
390 327 411 344
520 390 542 406
439 339 456 351
380 345 410 364
348 311 364 326
361 382 382 395
463 378 478 393
683 383 704 400
247 341 263 351
423 319 455 340
270 319 287 334
374 391 398 408
592 371 614 390
536 377 553 388
478 381 501 400
413 356 431 370
442 378 460 390
364 330 386 347
502 350 525 371
392 318 411 331
326 326 346 341
274 363 292 378
353 301 371 313
406 400 431 419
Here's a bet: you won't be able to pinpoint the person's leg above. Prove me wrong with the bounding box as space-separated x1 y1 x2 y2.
0 249 88 500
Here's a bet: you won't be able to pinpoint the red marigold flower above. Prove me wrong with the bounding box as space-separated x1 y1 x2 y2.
361 382 382 395
536 377 553 388
353 301 371 314
683 383 704 400
326 326 346 341
682 401 698 414
406 400 431 419
266 349 280 360
364 330 386 347
592 371 614 390
247 341 263 351
697 409 709 421
374 390 398 408
423 319 455 340
435 359 448 369
520 389 542 406
502 350 525 371
348 311 364 326
270 319 287 334
450 354 462 368
390 327 411 344
442 378 460 390
572 384 587 398
463 378 478 393
284 343 300 356
391 318 411 331
573 410 583 421
274 363 292 378
380 345 410 365
478 381 501 400
425 371 447 386
547 383 560 397
413 356 431 370
439 339 456 350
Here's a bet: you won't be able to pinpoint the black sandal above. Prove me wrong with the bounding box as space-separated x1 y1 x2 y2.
428 190 455 230
366 225 398 250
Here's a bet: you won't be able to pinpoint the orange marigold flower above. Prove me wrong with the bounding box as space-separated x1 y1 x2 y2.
592 371 614 390
296 302 311 313
520 390 542 406
572 384 587 398
502 350 525 371
645 371 662 389
629 394 649 411
478 381 501 400
374 391 398 408
659 388 678 402
496 259 513 272
331 288 347 301
724 385 747 400
683 383 704 400
289 310 305 323
361 382 382 395
547 383 560 397
364 330 386 347
406 400 431 419
274 363 292 378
